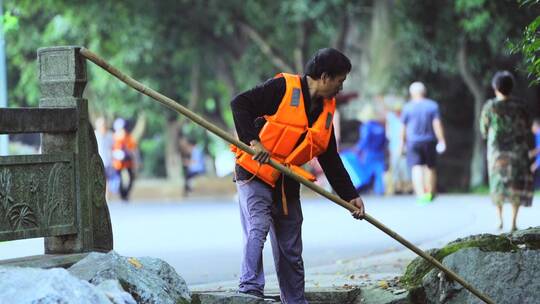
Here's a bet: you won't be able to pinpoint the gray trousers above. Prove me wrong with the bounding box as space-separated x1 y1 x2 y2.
237 179 308 304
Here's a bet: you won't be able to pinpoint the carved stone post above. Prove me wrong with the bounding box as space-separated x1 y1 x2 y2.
38 46 112 253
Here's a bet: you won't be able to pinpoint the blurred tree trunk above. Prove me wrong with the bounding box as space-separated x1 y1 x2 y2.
294 21 313 73
458 39 486 189
164 57 201 180
338 6 365 121
215 57 237 132
205 94 229 131
217 57 237 94
131 113 146 143
333 7 350 52
164 118 182 180
179 58 201 127
365 0 394 96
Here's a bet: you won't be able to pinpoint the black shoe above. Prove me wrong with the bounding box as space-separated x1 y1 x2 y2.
237 290 264 298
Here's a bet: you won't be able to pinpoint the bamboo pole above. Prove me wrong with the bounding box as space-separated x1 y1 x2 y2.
79 47 495 304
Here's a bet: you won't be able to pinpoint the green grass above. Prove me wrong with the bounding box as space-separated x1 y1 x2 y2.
470 185 490 194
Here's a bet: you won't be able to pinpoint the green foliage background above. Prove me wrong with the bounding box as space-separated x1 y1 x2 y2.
2 0 538 187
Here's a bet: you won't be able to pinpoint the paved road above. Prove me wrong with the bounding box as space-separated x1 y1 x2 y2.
1 194 539 286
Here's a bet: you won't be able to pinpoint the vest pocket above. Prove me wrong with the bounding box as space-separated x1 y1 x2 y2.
285 129 326 165
259 121 285 151
272 125 305 159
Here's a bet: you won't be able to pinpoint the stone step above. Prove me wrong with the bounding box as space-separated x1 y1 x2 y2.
192 292 277 304
192 286 410 304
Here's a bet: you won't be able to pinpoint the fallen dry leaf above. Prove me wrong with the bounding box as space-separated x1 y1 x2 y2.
128 257 142 269
378 280 389 289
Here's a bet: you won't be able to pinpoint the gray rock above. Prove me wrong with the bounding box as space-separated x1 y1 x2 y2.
138 256 191 300
95 280 137 304
422 247 540 304
357 286 410 304
304 288 361 304
192 292 275 304
69 251 191 304
510 226 540 249
0 266 112 304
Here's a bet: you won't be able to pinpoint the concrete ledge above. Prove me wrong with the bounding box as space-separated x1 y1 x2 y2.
0 253 89 269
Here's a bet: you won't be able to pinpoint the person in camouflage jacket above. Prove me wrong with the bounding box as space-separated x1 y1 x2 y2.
480 71 534 232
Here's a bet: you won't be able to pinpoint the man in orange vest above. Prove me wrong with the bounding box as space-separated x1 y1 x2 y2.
231 48 365 303
112 118 138 202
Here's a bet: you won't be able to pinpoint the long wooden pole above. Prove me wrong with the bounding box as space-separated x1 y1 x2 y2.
79 47 495 304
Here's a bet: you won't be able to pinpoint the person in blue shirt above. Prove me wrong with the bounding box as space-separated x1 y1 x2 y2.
530 119 540 189
400 82 446 204
180 137 206 196
354 106 388 195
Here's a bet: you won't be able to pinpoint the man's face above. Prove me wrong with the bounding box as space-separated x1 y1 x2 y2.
320 73 347 98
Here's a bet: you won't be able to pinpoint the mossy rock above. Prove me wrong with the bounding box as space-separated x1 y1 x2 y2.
401 233 517 289
510 226 540 249
400 248 441 289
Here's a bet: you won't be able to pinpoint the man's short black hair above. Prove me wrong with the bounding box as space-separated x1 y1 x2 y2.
304 48 351 79
491 70 514 95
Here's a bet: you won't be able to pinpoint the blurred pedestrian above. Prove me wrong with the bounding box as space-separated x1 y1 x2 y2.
179 137 206 196
400 82 446 204
385 102 412 194
529 119 540 189
94 117 114 199
480 71 534 232
354 105 388 195
112 118 139 202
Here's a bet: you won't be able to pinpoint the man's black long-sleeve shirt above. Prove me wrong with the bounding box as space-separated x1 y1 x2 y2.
231 75 358 203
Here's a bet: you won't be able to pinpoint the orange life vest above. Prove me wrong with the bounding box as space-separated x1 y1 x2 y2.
112 133 137 170
231 73 336 188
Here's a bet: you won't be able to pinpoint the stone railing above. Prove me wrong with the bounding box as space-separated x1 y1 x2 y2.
0 46 112 267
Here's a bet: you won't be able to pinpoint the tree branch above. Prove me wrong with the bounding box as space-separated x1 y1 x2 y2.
202 30 245 59
239 22 295 72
